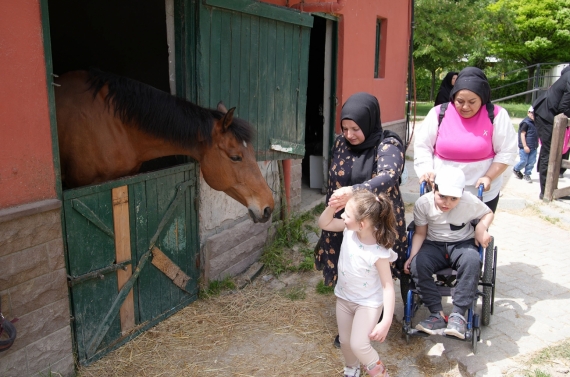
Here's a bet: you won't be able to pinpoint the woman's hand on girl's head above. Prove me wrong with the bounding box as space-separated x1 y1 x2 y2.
329 186 354 210
476 176 492 192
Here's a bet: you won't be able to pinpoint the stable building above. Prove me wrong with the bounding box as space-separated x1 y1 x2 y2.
0 0 412 375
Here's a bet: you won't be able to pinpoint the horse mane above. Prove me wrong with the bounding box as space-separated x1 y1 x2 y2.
86 68 254 148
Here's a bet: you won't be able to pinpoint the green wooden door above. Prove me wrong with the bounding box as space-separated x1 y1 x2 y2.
196 0 313 160
63 163 199 365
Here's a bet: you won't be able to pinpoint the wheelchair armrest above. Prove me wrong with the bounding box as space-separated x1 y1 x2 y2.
407 221 416 232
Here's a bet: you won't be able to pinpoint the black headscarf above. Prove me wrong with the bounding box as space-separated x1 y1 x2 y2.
449 67 491 104
341 92 383 185
434 71 458 106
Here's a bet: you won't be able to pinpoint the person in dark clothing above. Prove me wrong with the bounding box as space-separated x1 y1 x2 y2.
532 66 570 198
315 92 408 293
512 106 539 183
314 92 409 349
434 71 458 106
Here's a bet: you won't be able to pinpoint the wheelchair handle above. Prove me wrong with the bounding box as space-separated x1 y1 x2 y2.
420 181 483 200
420 181 427 196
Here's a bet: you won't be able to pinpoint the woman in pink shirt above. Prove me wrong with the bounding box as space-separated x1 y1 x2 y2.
414 67 517 211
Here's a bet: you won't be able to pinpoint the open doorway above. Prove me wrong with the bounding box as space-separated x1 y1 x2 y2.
301 15 336 203
48 0 184 175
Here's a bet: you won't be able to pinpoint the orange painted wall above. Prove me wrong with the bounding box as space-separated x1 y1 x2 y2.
261 0 411 133
0 0 56 209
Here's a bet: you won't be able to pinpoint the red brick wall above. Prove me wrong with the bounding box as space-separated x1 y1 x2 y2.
260 0 411 133
0 0 56 209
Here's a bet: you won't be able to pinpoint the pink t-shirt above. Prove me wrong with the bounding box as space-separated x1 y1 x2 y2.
434 104 500 163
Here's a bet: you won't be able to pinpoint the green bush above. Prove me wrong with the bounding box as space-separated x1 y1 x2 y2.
411 68 532 104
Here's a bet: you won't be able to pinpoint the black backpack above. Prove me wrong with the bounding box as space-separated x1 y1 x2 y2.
438 102 495 128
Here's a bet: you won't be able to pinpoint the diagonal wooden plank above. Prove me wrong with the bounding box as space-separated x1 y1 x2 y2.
72 198 114 238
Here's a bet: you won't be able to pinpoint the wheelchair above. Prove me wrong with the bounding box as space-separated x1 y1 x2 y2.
402 182 498 353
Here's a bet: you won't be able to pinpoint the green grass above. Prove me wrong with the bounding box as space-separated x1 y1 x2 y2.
315 280 335 295
530 340 570 364
495 102 531 118
200 276 236 297
407 101 531 119
260 207 321 276
282 286 307 301
540 215 560 224
525 370 551 377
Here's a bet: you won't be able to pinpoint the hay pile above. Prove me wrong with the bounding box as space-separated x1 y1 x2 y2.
78 274 345 376
78 205 461 376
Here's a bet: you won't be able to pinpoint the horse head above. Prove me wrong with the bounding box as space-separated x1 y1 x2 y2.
199 103 274 223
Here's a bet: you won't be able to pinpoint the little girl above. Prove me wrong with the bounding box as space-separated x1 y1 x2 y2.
318 190 397 377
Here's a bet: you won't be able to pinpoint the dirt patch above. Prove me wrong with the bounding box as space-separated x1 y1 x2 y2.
77 266 467 377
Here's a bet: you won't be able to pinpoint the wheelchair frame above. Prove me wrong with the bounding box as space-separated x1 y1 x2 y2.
402 183 498 353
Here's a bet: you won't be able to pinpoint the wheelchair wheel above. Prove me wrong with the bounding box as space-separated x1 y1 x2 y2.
471 327 479 354
481 237 494 326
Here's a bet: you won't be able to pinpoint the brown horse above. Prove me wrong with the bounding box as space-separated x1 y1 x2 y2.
54 69 273 223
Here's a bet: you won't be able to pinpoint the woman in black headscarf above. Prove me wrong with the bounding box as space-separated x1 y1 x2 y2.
414 67 517 212
434 71 458 106
315 92 408 294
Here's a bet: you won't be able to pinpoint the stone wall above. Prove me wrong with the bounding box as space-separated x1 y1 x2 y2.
0 200 74 377
199 160 279 282
383 118 407 143
289 158 302 213
202 219 271 282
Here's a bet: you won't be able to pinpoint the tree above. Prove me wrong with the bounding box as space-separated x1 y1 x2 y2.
486 0 570 101
413 0 488 101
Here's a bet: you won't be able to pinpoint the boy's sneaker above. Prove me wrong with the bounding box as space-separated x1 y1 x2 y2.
344 365 360 377
513 169 523 179
415 313 446 335
523 175 532 183
444 313 466 339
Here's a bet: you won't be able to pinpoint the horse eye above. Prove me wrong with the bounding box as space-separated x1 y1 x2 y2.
230 156 242 162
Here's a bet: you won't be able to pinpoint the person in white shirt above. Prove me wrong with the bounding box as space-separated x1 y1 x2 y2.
403 166 493 339
318 190 397 377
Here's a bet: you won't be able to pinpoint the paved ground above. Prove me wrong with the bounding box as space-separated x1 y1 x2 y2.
392 149 570 375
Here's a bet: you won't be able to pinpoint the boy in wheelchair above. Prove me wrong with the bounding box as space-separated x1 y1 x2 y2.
403 166 493 339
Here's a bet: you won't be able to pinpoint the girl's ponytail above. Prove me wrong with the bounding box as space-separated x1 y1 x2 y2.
352 191 398 248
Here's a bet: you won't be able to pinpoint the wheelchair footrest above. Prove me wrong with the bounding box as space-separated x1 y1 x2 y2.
404 328 431 337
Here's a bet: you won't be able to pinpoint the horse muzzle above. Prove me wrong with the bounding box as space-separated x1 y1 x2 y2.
248 206 272 223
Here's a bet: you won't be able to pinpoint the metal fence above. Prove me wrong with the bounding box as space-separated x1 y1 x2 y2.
490 62 569 103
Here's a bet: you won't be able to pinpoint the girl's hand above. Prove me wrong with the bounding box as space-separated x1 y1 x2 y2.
476 176 492 192
328 186 353 211
369 321 391 342
419 172 435 189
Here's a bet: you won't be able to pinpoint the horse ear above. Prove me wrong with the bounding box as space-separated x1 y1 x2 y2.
221 107 235 132
217 101 228 113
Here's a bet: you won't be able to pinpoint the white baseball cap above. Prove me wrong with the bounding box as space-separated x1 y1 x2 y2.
528 106 534 113
435 166 465 198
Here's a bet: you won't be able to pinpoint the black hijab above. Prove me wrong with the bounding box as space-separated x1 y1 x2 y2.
434 71 458 106
449 67 491 104
341 92 383 185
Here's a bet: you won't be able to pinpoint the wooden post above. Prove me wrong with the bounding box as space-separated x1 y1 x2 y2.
544 114 569 202
112 186 135 335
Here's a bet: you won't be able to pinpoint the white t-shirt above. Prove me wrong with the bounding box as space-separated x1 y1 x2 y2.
334 229 398 307
413 191 491 242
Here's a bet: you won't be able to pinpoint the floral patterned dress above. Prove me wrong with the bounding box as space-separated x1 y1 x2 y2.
315 134 408 291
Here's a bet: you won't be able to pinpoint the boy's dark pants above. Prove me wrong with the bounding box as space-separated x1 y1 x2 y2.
410 239 481 314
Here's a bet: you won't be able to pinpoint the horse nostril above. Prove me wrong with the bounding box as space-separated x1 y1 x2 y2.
264 207 272 218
